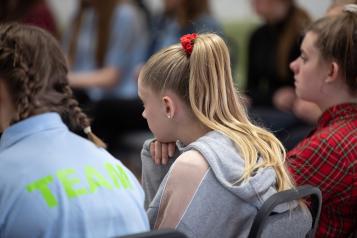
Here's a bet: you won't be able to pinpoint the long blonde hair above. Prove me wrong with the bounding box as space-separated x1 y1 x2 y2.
141 33 294 192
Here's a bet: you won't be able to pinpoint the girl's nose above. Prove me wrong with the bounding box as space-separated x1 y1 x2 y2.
290 58 299 74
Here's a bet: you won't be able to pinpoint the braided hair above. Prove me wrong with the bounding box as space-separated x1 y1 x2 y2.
0 23 106 147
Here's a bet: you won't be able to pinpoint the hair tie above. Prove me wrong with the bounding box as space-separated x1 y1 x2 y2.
180 33 198 56
343 4 357 13
83 126 92 134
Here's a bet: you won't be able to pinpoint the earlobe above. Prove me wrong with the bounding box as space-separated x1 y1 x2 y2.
162 96 175 119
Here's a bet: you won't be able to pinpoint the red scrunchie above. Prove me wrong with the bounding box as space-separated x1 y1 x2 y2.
180 33 198 55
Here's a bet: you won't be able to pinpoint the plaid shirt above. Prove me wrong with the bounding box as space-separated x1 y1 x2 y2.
287 103 357 238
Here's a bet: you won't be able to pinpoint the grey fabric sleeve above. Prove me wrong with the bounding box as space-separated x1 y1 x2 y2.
140 139 180 209
146 175 170 229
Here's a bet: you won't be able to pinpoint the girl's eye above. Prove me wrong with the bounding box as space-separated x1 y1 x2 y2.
300 54 307 62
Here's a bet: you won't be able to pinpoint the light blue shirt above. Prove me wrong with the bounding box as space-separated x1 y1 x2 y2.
64 3 147 100
0 113 149 237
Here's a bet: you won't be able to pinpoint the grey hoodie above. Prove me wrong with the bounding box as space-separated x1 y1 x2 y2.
141 131 310 238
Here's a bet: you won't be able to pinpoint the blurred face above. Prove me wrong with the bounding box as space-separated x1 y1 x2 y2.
163 0 181 14
250 0 289 22
138 74 174 142
290 32 330 104
326 5 344 16
251 0 272 15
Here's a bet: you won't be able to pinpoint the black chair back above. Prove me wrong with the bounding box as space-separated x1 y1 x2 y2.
248 185 322 238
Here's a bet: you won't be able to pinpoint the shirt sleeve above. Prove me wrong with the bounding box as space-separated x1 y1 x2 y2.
149 151 209 230
141 139 177 209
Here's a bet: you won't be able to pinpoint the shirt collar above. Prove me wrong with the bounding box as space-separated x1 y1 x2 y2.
0 112 67 151
317 103 357 129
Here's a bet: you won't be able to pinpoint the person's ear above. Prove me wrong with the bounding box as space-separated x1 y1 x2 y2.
162 96 175 119
325 61 340 83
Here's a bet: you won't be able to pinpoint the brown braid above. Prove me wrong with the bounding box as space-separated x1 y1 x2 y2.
0 40 34 121
0 23 106 148
60 83 107 148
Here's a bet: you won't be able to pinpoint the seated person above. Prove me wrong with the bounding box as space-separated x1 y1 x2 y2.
0 23 149 237
287 6 357 237
246 0 312 149
327 0 357 16
0 0 58 37
63 0 149 152
290 0 357 125
138 33 311 237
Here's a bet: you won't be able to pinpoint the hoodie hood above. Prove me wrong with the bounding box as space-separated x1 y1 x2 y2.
177 130 295 212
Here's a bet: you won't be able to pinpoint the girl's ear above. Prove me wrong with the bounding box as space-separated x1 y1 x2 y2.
162 96 176 119
325 61 340 83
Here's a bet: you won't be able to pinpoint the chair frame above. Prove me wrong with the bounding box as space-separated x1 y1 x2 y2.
247 185 322 238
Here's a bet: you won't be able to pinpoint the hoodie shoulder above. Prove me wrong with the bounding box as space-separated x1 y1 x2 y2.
152 150 209 229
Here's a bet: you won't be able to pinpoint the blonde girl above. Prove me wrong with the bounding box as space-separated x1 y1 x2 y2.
138 33 310 237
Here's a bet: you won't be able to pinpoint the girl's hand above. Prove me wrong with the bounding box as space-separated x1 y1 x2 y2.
150 140 176 165
293 99 321 124
273 87 296 112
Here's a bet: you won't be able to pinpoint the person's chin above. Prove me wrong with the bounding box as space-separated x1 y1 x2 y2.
295 90 303 99
294 79 299 87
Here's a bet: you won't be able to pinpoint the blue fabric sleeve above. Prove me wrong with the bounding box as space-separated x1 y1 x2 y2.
105 5 140 68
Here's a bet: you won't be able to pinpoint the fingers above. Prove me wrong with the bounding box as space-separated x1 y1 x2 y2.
154 141 161 165
150 141 155 161
168 143 176 157
149 140 176 165
161 143 168 165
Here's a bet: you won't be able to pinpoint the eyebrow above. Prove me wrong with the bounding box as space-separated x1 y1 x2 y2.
300 47 307 55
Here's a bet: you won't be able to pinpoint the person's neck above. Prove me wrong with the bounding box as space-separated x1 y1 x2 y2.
318 90 357 112
177 120 211 146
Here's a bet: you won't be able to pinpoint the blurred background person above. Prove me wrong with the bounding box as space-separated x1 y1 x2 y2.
245 0 312 149
0 0 59 37
63 0 149 154
146 0 224 57
326 0 357 15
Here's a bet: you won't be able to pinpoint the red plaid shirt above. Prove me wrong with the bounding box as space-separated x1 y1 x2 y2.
287 103 357 238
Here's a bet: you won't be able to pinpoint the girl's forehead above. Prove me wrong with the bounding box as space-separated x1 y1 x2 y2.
302 32 318 53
